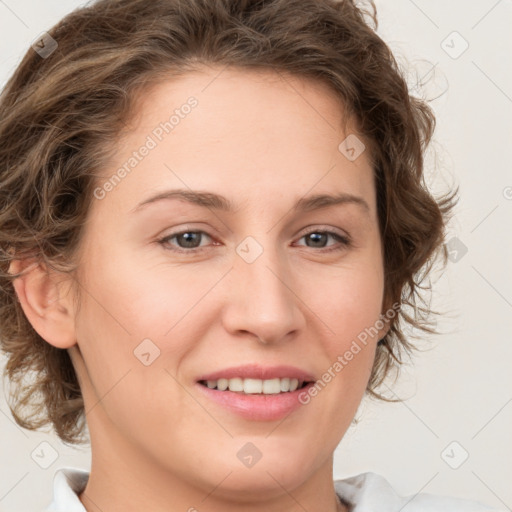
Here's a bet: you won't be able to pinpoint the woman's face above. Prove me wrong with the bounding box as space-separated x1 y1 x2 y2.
68 66 388 499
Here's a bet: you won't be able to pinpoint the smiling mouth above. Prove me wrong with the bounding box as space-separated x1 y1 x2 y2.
198 377 312 394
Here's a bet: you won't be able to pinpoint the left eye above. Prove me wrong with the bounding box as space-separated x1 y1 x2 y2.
295 230 350 250
158 229 349 252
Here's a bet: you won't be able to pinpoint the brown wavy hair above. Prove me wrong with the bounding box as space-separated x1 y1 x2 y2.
0 0 456 445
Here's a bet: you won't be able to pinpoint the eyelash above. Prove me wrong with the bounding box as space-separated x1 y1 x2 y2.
157 228 351 254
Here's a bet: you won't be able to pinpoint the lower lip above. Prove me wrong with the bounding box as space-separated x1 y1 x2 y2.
195 382 314 421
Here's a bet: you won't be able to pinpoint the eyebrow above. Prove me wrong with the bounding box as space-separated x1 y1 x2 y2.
130 188 370 215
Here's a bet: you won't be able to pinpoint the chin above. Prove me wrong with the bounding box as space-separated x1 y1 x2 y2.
194 440 324 499
201 464 307 502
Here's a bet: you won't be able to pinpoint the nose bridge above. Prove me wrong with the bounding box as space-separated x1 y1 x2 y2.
223 234 303 343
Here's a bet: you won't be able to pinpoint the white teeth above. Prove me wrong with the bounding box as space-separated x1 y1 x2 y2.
203 377 308 394
262 378 281 394
228 378 243 392
217 378 228 391
243 378 263 394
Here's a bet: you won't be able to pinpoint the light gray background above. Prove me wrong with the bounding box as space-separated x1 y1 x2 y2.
0 1 511 511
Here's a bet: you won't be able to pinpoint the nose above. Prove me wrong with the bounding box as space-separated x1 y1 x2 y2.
221 243 305 346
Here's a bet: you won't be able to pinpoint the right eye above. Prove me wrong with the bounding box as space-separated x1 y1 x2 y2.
157 230 217 253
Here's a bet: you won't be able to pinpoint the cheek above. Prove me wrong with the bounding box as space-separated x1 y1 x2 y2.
72 240 227 409
78 233 216 342
73 273 202 443
311 260 384 348
300 259 384 411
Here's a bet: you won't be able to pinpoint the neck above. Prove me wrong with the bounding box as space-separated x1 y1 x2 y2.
79 411 348 512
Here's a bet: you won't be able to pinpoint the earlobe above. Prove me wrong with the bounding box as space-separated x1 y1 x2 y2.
9 258 77 349
378 320 392 341
378 296 395 341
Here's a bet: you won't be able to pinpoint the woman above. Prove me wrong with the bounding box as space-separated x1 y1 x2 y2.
0 0 502 510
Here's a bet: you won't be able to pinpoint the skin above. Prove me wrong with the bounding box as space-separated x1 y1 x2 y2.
10 66 390 512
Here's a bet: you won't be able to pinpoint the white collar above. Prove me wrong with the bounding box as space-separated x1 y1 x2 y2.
44 467 89 511
44 467 501 511
334 472 502 511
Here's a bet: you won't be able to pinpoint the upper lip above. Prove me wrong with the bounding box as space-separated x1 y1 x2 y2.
196 364 316 382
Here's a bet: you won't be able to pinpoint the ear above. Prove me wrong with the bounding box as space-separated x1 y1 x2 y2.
377 296 397 341
9 258 77 349
377 318 391 342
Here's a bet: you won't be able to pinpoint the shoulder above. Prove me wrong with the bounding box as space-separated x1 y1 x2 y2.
334 472 505 512
43 467 89 512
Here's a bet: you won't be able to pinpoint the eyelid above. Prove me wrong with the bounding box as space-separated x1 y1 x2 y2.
298 224 349 239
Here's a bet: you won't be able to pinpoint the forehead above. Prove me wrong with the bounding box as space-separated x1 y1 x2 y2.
93 66 375 218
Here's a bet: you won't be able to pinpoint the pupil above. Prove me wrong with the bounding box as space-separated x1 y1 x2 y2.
307 232 326 247
179 232 200 248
